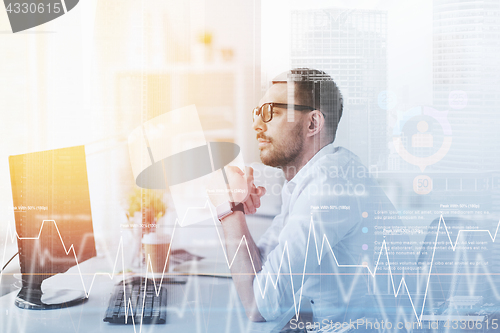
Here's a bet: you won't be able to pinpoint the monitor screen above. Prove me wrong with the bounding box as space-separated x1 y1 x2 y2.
9 145 96 291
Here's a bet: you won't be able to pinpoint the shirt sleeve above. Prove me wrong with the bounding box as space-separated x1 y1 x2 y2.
256 213 284 264
253 178 361 321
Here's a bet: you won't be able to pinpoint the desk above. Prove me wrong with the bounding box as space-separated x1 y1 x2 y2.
0 256 286 333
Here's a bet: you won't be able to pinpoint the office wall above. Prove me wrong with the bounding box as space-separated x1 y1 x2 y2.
0 0 262 252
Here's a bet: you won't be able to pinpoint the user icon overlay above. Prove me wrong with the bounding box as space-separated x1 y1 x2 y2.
393 106 452 172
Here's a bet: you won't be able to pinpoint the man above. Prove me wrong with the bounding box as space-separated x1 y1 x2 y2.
210 68 404 324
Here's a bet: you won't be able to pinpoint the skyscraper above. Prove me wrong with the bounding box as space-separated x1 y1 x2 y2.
433 0 500 297
433 0 500 215
433 0 500 172
290 8 388 169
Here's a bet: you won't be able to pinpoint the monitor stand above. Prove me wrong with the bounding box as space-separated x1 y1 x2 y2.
15 282 88 310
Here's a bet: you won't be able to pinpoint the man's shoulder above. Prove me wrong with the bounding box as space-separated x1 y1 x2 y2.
306 146 367 181
292 146 386 205
318 146 361 166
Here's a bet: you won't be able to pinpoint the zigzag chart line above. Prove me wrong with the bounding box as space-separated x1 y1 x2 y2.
249 214 500 323
1 205 500 332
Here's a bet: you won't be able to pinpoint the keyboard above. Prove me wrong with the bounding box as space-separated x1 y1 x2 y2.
103 277 168 324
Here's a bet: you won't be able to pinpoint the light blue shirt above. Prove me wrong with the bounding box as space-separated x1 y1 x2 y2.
253 144 407 322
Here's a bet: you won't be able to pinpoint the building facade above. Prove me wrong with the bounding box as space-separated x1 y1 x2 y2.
291 9 388 169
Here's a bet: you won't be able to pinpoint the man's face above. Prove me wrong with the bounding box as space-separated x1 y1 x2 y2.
253 84 307 168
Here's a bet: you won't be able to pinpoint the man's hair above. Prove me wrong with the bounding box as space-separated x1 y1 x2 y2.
272 68 343 142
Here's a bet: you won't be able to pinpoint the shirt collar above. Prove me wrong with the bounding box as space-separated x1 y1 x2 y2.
282 143 338 192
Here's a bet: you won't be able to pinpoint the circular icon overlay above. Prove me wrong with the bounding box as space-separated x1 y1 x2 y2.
413 175 433 195
392 106 452 171
378 90 398 110
449 90 468 110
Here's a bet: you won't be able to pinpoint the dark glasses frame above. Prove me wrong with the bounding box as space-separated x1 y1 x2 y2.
252 103 316 123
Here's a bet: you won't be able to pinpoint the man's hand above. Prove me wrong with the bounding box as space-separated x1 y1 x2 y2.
242 170 266 215
207 166 266 215
223 166 266 215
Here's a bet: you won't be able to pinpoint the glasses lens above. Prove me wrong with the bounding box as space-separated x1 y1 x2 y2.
262 104 272 122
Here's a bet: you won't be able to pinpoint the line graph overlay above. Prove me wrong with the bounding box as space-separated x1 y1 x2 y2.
1 207 500 331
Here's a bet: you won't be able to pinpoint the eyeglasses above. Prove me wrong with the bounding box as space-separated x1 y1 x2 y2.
252 103 315 123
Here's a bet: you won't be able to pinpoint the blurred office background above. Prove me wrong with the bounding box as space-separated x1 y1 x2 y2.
0 0 499 288
0 0 262 256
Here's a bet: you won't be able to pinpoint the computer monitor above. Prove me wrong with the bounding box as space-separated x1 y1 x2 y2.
9 145 96 309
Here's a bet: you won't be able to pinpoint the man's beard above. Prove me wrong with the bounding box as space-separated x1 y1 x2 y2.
258 123 304 168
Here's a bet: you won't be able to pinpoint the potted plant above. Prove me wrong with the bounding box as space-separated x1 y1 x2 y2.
127 188 166 235
124 188 167 269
